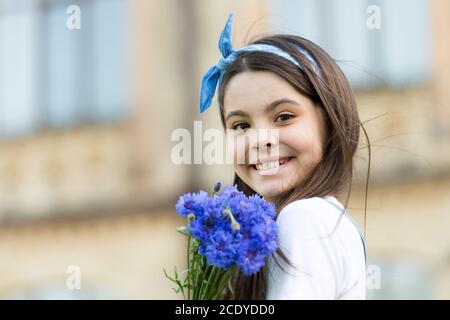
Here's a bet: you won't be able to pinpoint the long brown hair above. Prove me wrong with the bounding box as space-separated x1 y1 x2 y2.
217 34 371 299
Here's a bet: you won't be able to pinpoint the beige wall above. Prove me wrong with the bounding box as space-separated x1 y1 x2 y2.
0 0 448 299
348 176 450 299
0 212 186 299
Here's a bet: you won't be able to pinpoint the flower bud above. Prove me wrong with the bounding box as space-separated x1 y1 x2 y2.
213 181 222 194
231 221 241 231
176 226 188 235
223 208 240 232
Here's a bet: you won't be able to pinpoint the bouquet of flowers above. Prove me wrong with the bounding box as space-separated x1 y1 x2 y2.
164 182 278 300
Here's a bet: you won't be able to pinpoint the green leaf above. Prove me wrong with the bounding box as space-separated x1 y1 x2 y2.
163 268 177 284
227 276 235 299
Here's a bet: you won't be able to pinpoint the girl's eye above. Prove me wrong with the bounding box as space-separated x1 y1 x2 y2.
275 113 294 122
232 122 249 131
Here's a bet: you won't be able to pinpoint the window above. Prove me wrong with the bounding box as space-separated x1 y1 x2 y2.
0 0 129 137
269 0 431 88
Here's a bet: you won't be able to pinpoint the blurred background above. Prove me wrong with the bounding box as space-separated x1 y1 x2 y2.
0 0 449 299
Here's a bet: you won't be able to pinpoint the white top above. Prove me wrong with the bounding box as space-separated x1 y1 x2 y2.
266 196 366 300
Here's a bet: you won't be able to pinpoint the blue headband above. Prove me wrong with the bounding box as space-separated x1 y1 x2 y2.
199 13 319 113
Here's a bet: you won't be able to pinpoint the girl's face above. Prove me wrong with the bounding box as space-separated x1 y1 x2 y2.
223 70 328 202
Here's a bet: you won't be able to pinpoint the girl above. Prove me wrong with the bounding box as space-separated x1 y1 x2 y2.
199 13 370 300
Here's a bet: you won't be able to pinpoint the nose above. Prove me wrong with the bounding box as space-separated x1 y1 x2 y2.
247 129 279 164
258 141 272 149
248 129 279 150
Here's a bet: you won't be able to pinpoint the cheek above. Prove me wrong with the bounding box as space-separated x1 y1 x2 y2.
281 125 324 161
280 126 309 151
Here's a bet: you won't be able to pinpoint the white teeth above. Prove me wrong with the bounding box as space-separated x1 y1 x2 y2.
254 157 292 171
255 161 279 171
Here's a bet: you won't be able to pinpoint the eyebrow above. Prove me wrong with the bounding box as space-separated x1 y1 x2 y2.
225 98 301 122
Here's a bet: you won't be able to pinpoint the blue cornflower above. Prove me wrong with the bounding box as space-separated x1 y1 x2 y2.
248 194 277 219
217 185 244 207
236 239 268 276
202 230 240 269
175 190 209 217
190 210 232 242
175 182 279 276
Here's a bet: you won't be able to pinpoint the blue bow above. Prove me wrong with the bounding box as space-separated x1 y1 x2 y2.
199 13 235 113
199 13 320 113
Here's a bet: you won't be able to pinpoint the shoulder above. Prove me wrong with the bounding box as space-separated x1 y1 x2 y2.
281 196 341 217
277 196 343 237
268 197 347 294
275 196 366 269
268 196 367 299
276 196 364 255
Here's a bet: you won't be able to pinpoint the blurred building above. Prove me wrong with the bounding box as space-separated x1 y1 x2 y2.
0 0 449 299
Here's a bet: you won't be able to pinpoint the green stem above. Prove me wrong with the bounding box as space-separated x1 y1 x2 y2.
193 254 205 300
190 240 199 299
198 264 213 300
212 265 237 299
194 243 202 298
201 266 218 300
208 267 225 299
185 212 196 300
187 234 191 300
195 261 208 299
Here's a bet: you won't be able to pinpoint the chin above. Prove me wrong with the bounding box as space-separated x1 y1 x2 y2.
253 184 285 201
239 178 286 200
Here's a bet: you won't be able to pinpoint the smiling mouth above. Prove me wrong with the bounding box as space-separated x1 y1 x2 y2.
251 157 294 172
